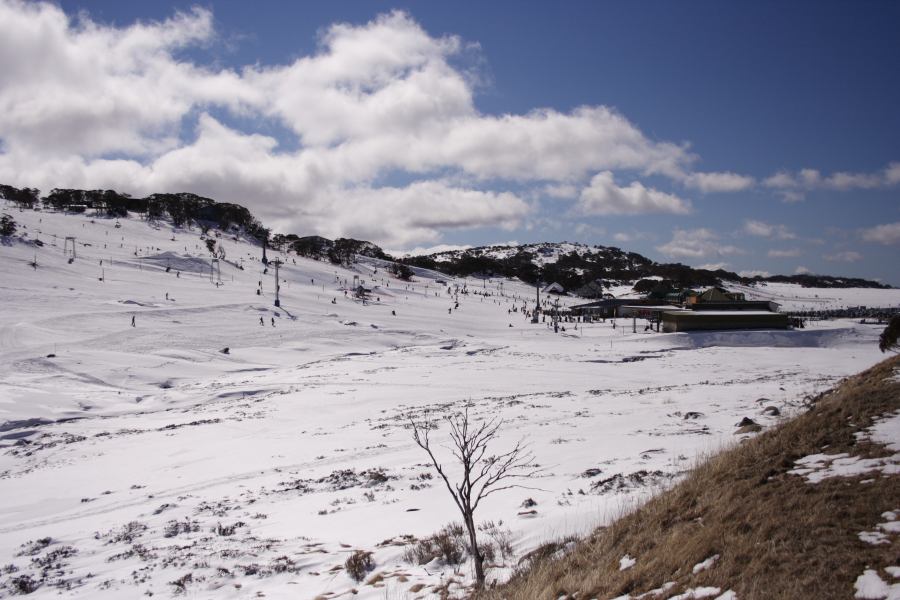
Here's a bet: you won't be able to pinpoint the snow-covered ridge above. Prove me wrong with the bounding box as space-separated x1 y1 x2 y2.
427 241 620 265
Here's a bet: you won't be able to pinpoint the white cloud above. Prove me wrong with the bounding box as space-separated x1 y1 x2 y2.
739 270 771 278
543 183 579 199
767 248 802 258
573 223 606 238
696 262 729 271
860 222 900 245
794 265 811 275
302 180 531 248
763 164 900 201
577 171 691 216
389 243 472 257
825 171 881 190
656 228 743 260
1 1 891 249
886 162 900 185
743 219 795 240
612 230 651 244
823 251 863 263
0 2 708 246
682 171 754 193
0 2 250 158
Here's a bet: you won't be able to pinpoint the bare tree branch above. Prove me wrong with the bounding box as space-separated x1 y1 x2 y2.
408 404 542 589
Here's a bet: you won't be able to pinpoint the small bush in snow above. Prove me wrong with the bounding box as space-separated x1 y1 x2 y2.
344 550 374 582
402 523 468 566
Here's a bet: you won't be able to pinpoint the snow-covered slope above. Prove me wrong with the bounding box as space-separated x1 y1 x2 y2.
0 206 897 599
726 280 900 312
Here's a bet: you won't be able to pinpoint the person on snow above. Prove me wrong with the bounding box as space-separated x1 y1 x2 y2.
259 316 264 326
131 315 135 327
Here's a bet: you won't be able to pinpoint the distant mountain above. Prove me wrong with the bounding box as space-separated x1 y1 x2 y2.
398 242 890 293
0 183 889 292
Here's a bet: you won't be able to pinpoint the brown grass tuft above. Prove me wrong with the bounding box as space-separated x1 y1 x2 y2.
480 355 900 600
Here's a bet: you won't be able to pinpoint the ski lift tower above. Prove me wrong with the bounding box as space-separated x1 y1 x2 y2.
210 258 221 284
271 259 283 307
532 275 541 323
64 236 77 261
553 297 560 333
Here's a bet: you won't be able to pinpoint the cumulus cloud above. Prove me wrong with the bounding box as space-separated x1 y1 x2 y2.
4 1 890 248
656 228 743 260
299 181 531 248
543 183 579 199
576 171 691 216
743 219 795 240
0 2 718 246
823 251 863 263
860 222 900 245
794 266 811 274
0 2 250 158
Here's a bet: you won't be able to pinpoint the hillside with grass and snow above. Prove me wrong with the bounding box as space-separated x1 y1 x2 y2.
485 355 900 600
1 201 899 599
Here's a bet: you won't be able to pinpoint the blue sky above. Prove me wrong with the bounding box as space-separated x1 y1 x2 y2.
2 1 899 283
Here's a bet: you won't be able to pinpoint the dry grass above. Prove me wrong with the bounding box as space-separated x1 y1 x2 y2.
481 355 900 600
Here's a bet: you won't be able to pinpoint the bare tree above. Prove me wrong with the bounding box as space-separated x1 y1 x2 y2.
409 405 540 589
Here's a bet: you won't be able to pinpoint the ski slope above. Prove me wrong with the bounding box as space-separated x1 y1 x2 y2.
0 205 897 599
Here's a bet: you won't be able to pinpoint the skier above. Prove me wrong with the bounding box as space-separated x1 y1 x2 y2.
259 316 264 326
271 317 275 327
165 292 169 300
131 315 135 327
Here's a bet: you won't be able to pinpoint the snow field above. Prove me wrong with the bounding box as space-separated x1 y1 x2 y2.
1 206 899 598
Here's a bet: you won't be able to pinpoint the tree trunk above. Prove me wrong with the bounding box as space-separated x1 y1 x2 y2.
464 514 485 588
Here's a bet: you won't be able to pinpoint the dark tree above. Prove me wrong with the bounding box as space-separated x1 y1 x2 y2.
290 235 333 258
0 213 16 236
391 263 414 280
0 185 40 209
879 315 900 353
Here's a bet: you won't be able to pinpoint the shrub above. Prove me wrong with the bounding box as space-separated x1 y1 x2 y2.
169 573 192 594
479 520 515 562
402 523 468 566
879 315 900 353
0 214 16 236
344 550 374 582
163 519 199 538
9 574 38 594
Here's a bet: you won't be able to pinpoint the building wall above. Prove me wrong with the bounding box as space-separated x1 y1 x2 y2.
662 312 790 332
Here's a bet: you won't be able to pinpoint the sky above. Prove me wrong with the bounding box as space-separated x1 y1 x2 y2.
0 1 898 284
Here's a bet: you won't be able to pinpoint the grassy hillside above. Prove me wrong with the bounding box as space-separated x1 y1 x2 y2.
482 354 900 600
